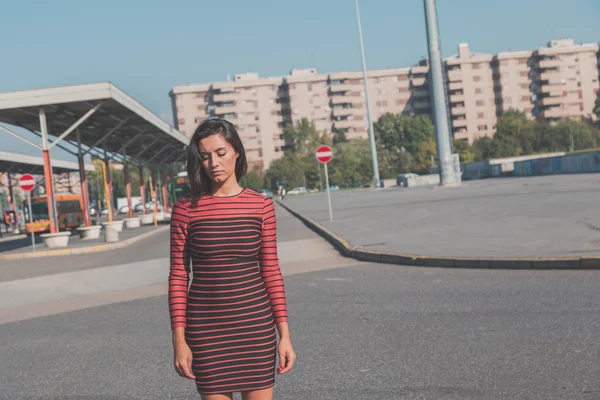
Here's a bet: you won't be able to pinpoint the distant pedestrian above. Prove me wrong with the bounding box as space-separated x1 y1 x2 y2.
281 187 286 200
168 118 296 399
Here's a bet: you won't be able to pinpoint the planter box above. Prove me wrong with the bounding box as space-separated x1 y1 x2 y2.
140 214 155 225
101 220 124 232
155 212 166 222
104 227 119 243
76 225 102 240
40 232 72 248
123 217 141 229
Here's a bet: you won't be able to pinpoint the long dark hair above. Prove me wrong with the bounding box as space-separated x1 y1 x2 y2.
186 118 248 205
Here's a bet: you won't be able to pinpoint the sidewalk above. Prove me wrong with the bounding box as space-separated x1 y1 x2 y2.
279 174 600 269
0 222 170 260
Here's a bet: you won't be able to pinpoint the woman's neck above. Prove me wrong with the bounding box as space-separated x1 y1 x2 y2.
210 178 243 197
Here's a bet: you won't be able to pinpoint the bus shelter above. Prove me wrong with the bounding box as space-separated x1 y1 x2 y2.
0 83 188 237
0 151 94 230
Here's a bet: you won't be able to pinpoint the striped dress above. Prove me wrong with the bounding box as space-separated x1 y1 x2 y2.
168 188 289 395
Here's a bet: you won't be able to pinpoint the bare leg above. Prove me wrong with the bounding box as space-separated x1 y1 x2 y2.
201 393 233 400
242 386 274 400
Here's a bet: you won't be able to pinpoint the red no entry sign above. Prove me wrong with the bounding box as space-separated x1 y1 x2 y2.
316 145 333 164
19 174 36 192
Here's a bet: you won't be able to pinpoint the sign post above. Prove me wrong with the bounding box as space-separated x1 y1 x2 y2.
316 145 334 222
19 174 36 252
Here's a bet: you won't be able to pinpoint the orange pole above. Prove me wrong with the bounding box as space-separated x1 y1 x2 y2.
139 165 146 215
161 171 169 213
43 150 57 234
78 154 91 227
124 163 133 218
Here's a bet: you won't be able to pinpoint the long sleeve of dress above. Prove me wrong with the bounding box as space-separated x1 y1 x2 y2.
259 197 289 324
168 199 190 330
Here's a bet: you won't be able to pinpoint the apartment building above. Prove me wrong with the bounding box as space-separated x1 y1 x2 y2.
171 73 287 171
171 38 600 168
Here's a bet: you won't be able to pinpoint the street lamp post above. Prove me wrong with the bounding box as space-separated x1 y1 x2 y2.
355 0 381 188
423 0 460 185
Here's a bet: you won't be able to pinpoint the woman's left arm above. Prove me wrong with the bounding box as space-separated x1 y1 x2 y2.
259 197 296 374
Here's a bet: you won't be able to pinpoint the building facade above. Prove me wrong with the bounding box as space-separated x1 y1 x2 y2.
170 38 600 169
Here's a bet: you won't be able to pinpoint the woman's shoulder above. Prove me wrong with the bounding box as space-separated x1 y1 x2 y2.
173 196 193 212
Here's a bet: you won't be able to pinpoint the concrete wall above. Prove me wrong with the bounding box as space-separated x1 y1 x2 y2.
514 150 600 176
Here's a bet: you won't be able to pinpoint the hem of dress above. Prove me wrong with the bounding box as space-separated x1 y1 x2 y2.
196 382 275 395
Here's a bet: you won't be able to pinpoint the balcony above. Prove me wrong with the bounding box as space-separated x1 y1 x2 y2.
538 59 561 69
447 81 463 91
539 70 562 81
452 118 468 128
541 95 578 106
333 119 363 129
542 108 576 119
447 70 462 82
213 92 240 103
452 106 466 116
329 83 359 93
411 77 427 86
414 101 431 109
214 104 238 115
330 95 363 105
449 94 465 103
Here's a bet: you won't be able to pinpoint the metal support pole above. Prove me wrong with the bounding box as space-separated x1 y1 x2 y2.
324 163 333 222
7 172 15 213
423 0 460 185
40 108 58 234
161 170 169 213
355 0 380 188
27 191 35 252
122 145 133 219
149 171 158 226
104 146 115 220
139 165 147 215
76 130 91 227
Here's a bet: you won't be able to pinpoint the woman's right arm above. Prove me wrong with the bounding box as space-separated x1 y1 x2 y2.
168 199 195 380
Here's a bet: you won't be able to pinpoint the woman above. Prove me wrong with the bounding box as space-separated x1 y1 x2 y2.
169 118 296 400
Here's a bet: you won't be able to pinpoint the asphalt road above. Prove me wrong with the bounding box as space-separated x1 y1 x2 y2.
0 205 599 399
282 174 600 258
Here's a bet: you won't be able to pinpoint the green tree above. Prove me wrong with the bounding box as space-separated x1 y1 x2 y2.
282 118 331 156
593 91 600 121
453 139 476 164
329 140 373 187
265 154 308 191
240 167 264 190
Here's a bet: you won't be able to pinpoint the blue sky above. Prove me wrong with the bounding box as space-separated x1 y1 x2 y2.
1 0 599 158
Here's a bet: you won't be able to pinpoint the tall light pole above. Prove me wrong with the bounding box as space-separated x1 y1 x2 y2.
355 0 381 188
423 0 460 185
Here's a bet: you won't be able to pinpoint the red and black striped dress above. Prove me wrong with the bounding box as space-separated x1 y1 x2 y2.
168 188 288 395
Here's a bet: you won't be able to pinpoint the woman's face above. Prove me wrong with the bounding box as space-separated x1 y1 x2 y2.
198 133 238 185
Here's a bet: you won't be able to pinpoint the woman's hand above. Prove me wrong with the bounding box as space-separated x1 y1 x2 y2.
277 337 296 374
173 340 196 380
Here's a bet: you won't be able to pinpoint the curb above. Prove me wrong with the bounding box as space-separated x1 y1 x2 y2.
0 225 170 261
276 201 600 270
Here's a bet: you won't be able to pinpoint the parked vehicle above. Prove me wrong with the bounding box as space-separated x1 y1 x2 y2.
397 173 419 187
258 189 274 198
287 187 309 195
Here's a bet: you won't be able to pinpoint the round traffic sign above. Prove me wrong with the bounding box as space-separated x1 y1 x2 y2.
316 145 333 164
19 174 36 192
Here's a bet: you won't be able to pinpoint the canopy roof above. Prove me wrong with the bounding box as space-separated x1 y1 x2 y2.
0 151 94 175
0 82 189 166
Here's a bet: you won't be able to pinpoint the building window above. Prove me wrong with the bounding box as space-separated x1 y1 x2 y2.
521 95 530 102
520 71 528 77
376 101 382 106
308 83 313 91
392 76 398 82
396 99 407 105
477 112 485 119
378 89 387 95
475 88 483 94
474 76 481 82
476 100 485 106
382 100 388 107
255 113 259 121
478 125 487 131
178 118 185 125
521 83 529 89
309 99 314 105
504 98 512 104
473 63 481 70
271 110 277 116
500 60 509 66
238 113 244 118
